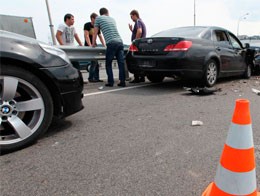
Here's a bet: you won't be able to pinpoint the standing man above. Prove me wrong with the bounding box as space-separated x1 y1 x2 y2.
56 13 83 71
56 13 83 46
129 10 147 83
84 13 106 83
92 8 126 87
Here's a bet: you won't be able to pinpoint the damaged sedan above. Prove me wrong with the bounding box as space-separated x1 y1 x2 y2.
126 26 253 87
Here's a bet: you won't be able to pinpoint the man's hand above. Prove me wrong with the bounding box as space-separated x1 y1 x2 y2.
128 23 133 32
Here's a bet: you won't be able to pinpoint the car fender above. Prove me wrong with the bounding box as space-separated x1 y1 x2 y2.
203 51 221 72
1 51 37 67
1 55 65 117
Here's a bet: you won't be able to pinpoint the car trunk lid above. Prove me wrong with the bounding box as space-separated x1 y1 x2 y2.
129 37 192 55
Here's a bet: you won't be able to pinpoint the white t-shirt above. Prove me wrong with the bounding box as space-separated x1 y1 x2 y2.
57 23 77 45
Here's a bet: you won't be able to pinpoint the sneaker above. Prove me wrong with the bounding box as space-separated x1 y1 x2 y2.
97 79 103 82
129 79 140 83
139 77 145 82
117 82 126 87
105 83 113 87
89 79 98 83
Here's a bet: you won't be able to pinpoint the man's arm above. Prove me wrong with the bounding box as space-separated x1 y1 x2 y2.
136 27 142 39
84 30 92 46
74 34 83 46
98 34 106 47
92 27 99 47
56 31 64 45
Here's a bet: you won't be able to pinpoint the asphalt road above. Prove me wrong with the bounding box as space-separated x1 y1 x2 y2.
1 74 260 196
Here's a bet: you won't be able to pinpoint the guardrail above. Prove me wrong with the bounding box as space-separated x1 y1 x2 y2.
57 46 129 61
57 46 130 79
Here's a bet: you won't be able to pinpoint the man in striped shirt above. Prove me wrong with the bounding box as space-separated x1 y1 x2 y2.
92 7 126 87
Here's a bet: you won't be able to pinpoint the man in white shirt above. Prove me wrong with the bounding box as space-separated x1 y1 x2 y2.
56 13 82 46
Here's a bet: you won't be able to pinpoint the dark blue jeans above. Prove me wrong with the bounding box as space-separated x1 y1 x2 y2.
88 60 99 80
105 41 125 85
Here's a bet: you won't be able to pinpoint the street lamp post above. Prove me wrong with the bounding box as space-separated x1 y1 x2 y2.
237 13 249 37
194 0 196 26
45 0 56 45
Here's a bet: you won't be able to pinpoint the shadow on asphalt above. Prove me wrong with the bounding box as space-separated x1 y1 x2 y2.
45 118 73 137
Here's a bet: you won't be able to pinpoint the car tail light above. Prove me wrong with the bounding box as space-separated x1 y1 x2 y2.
164 41 192 51
129 44 138 52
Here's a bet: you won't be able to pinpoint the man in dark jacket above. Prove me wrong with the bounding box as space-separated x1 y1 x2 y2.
128 9 147 83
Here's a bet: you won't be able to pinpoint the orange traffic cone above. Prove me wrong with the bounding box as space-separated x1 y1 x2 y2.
202 99 260 196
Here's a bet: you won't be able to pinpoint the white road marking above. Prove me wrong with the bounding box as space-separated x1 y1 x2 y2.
84 83 156 97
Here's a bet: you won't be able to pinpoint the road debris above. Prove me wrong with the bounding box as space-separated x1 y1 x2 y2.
52 141 59 147
184 86 221 95
252 88 260 95
191 120 203 126
98 86 104 90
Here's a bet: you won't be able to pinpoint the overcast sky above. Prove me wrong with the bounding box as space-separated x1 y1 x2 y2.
1 0 260 45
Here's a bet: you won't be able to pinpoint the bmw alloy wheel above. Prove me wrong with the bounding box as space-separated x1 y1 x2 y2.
0 65 53 153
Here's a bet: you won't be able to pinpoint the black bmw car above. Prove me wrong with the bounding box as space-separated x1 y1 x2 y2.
126 26 252 87
0 30 84 153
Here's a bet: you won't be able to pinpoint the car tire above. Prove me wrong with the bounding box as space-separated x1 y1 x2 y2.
243 64 252 79
253 55 260 75
147 73 165 83
203 59 218 87
0 64 53 154
254 66 260 75
86 63 91 73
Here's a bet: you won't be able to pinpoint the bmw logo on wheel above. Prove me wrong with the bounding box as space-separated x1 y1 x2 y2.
1 106 10 115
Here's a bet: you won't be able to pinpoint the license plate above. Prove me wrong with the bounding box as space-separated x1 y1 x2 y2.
139 60 156 68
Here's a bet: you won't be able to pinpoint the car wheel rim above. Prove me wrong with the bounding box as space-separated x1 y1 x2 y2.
207 62 217 85
0 76 45 145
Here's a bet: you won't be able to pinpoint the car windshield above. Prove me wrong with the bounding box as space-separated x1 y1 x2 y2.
152 27 207 38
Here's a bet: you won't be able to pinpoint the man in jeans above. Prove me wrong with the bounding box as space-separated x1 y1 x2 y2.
92 7 126 87
129 9 146 83
84 12 106 82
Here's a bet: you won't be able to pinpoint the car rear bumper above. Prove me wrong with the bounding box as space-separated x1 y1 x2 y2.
126 58 204 79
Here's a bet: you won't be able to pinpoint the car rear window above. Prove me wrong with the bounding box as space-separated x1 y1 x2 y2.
152 27 207 38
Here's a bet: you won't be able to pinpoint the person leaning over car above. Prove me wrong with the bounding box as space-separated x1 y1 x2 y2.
56 13 83 46
129 9 147 83
92 7 126 87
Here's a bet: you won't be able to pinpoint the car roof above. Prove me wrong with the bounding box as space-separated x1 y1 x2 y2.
152 26 230 38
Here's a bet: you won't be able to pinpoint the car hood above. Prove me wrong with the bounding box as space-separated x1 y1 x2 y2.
0 30 70 67
0 30 41 44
